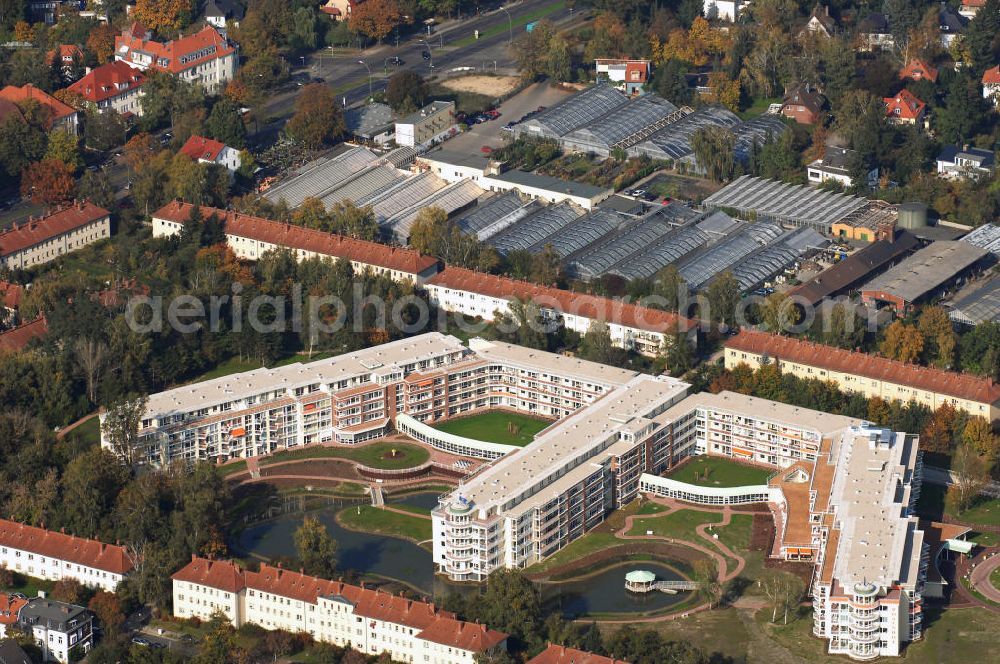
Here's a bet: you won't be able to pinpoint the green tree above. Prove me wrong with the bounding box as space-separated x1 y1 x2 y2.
935 70 989 144
78 169 116 210
385 71 427 113
83 108 127 152
946 441 990 513
545 35 572 84
287 83 344 148
706 271 740 328
691 125 736 181
44 128 82 173
293 515 338 578
101 396 149 467
204 98 247 149
408 207 498 271
579 321 619 365
61 448 129 539
0 113 47 177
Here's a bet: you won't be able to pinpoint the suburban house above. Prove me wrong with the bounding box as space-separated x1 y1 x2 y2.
899 58 938 83
857 12 893 51
16 597 93 663
800 4 836 37
203 0 244 31
807 146 877 189
983 65 1000 107
114 23 237 93
0 84 78 135
0 280 23 328
320 0 354 20
45 45 85 77
179 135 242 174
781 83 826 124
67 61 145 117
960 0 984 19
0 318 48 354
594 59 650 95
884 89 927 126
939 5 968 47
172 557 508 662
0 638 31 663
527 645 631 664
0 201 112 271
936 144 995 179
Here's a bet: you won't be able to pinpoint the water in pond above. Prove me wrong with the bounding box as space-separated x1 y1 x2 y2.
235 507 435 592
543 562 690 617
389 491 441 512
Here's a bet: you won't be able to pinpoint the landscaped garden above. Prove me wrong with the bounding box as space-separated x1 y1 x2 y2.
432 411 553 446
337 505 432 542
259 441 431 470
665 456 772 488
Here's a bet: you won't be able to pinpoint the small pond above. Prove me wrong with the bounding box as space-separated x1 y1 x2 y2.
541 561 691 617
389 491 441 512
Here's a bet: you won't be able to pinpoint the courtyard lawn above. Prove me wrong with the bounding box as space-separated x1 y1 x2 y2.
337 505 432 542
628 509 715 543
955 495 1000 527
665 456 772 488
918 482 1000 527
432 411 552 446
257 441 430 470
1 573 54 598
528 532 622 574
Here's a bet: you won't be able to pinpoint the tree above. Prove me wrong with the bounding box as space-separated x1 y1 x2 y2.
579 321 619 365
348 0 401 43
706 271 739 328
329 201 379 240
408 207 498 271
921 403 958 454
759 571 802 624
51 578 86 604
947 441 990 513
546 35 572 84
131 0 193 33
691 125 736 181
204 98 247 149
0 114 47 178
20 160 77 207
584 12 627 61
287 83 344 149
513 21 555 83
652 264 687 312
963 416 999 467
102 396 149 467
469 569 542 648
935 70 989 144
61 448 129 539
385 71 427 113
78 169 116 210
44 128 82 173
880 321 924 363
293 516 337 578
84 108 127 152
75 337 110 405
692 558 720 609
89 592 125 636
918 305 957 368
760 292 802 334
87 23 116 64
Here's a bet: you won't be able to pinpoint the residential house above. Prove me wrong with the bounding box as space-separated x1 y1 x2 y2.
939 5 968 48
594 59 650 95
801 4 836 38
320 0 354 20
884 89 927 126
45 45 85 78
395 100 456 148
27 0 63 24
899 58 938 83
983 65 1000 107
807 146 877 189
16 598 92 663
67 61 145 117
0 318 48 354
0 280 24 328
527 645 631 664
0 596 29 638
0 201 112 271
781 83 826 124
114 24 237 93
960 0 984 19
179 135 242 174
703 0 748 21
857 12 894 51
172 557 508 662
203 0 245 31
0 84 78 135
936 144 995 179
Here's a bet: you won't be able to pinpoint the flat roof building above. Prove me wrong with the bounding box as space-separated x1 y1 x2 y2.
513 83 628 140
481 170 612 210
947 277 1000 325
395 100 456 148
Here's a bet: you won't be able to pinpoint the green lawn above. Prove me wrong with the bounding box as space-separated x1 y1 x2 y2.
708 514 752 552
628 509 717 542
738 96 782 120
969 530 999 547
337 505 432 542
1 573 54 598
451 0 567 47
528 532 622 574
432 411 553 446
956 495 1000 527
665 456 772 488
257 441 430 470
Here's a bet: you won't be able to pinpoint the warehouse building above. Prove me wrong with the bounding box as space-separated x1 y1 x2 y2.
961 222 1000 256
948 277 1000 326
480 170 612 210
384 179 488 244
861 241 991 315
485 202 584 256
455 192 540 240
559 95 681 156
513 82 628 140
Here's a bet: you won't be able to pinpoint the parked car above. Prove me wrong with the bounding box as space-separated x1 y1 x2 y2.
481 145 493 155
131 637 151 647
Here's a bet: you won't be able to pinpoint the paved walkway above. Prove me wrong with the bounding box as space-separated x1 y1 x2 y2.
380 505 432 520
55 411 98 440
968 550 1000 604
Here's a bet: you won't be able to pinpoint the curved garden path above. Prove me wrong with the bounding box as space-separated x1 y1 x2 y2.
968 550 1000 605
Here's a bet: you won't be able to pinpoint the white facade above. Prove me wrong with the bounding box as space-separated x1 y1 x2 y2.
703 0 747 21
0 206 111 271
209 145 242 172
0 547 128 592
18 599 93 664
395 101 456 148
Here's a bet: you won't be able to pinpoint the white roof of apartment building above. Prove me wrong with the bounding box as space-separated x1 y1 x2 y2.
468 338 637 387
828 426 924 591
667 390 860 434
452 374 689 517
146 332 467 417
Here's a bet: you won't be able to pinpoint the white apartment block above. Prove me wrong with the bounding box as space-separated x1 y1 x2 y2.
0 202 111 271
0 519 133 592
115 25 237 94
17 598 93 664
172 557 507 663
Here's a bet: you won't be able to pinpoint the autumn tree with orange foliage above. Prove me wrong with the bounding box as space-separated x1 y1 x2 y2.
132 0 193 34
13 20 34 43
584 12 628 61
86 23 116 64
651 16 731 68
88 592 125 636
921 403 958 454
287 83 344 149
348 0 402 43
879 320 924 364
123 132 161 174
20 159 77 207
53 88 86 111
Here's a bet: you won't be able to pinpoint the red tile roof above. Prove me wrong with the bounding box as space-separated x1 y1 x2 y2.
0 317 48 353
428 266 695 334
884 89 926 121
68 61 145 104
899 59 938 83
46 45 83 65
172 558 508 651
115 25 235 75
179 135 226 162
624 62 648 83
983 65 1000 85
725 329 1000 405
0 280 23 309
0 201 110 258
0 594 28 626
0 85 76 126
152 201 440 276
527 645 631 664
0 518 134 575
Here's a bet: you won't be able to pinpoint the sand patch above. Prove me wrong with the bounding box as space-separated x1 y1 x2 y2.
440 75 519 96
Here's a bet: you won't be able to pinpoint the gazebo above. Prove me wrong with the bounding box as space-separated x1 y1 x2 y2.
624 569 657 593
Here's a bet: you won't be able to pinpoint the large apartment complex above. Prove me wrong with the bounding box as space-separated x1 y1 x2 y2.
0 201 111 271
0 518 134 591
172 556 507 663
724 330 1000 418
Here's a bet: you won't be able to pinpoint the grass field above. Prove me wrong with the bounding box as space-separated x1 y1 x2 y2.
337 505 432 542
61 416 101 448
666 456 772 488
256 441 431 470
918 482 1000 527
432 411 552 446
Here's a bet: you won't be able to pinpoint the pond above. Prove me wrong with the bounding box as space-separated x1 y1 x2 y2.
541 561 691 617
389 491 441 512
234 506 436 593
